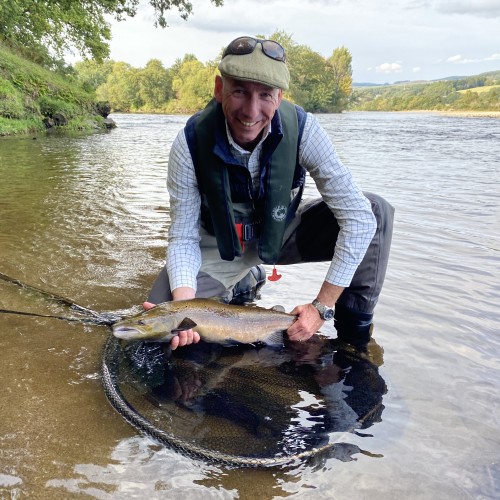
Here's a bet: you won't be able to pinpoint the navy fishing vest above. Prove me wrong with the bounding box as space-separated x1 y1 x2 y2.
185 98 307 263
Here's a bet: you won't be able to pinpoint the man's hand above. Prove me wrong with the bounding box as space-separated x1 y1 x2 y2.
287 281 344 342
287 303 324 342
142 294 201 350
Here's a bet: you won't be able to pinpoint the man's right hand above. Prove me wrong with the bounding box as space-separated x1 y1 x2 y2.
142 295 201 350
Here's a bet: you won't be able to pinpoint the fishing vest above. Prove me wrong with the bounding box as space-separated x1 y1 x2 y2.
184 98 307 263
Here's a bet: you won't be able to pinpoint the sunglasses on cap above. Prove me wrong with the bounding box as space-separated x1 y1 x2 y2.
222 36 286 62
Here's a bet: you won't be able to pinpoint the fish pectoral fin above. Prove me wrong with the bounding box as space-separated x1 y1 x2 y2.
171 318 197 333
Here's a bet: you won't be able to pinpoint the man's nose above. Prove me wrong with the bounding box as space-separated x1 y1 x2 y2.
242 93 260 117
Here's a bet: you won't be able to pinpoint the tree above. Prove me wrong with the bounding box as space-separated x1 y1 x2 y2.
137 59 173 110
0 0 224 63
74 59 115 92
170 57 218 112
327 47 353 112
96 61 141 111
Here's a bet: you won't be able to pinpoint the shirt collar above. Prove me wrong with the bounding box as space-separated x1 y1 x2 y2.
225 120 272 155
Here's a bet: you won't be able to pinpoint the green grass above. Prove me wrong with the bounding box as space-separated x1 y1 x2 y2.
457 84 500 94
0 42 105 136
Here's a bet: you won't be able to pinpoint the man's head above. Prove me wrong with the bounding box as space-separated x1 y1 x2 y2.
218 36 290 90
215 36 289 150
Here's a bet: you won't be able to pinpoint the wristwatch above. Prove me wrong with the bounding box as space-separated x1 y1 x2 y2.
312 299 335 321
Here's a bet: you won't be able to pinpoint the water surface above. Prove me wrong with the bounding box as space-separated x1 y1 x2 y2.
0 112 499 499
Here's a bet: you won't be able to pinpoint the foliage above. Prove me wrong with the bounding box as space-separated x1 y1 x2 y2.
0 41 105 135
0 0 224 65
270 31 352 112
83 31 354 114
74 59 115 92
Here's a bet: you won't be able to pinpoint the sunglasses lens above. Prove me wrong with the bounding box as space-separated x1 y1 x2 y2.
223 37 286 62
262 40 286 61
226 37 257 56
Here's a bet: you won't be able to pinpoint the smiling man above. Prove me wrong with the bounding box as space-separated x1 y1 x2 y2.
146 36 394 350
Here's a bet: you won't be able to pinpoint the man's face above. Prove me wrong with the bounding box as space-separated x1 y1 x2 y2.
214 76 282 150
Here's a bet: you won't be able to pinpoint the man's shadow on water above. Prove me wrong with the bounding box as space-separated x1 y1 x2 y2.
120 333 387 467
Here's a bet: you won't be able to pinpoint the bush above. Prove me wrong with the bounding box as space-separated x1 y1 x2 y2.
0 76 26 118
38 95 79 119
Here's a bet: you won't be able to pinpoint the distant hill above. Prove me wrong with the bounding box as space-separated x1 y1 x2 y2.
354 69 500 88
350 69 500 112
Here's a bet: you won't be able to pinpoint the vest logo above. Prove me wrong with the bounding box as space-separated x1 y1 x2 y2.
272 205 287 222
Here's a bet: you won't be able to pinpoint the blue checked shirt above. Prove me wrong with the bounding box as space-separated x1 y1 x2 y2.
166 112 376 292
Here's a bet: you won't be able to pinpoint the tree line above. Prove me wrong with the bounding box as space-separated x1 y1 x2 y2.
74 32 353 114
350 73 500 112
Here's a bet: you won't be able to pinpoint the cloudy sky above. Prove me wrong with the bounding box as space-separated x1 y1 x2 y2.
105 0 500 84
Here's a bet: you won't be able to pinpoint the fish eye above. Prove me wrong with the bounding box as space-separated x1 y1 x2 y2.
138 320 145 325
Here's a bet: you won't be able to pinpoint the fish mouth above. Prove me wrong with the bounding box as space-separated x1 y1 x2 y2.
112 326 144 339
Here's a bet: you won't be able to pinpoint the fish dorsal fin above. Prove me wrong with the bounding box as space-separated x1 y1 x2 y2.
171 317 197 333
270 305 285 313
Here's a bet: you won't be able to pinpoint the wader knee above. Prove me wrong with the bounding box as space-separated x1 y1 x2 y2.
334 303 374 348
230 265 267 304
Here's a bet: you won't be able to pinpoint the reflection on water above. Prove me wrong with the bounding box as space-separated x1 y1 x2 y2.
105 336 386 466
1 112 499 498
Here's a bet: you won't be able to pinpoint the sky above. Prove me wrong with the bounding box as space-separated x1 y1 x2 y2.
102 0 500 84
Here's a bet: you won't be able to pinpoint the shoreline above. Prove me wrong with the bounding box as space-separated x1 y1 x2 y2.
435 110 500 118
345 110 500 118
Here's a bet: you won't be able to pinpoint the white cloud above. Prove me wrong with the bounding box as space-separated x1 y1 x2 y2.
448 53 500 64
433 0 500 18
413 66 421 73
376 63 403 74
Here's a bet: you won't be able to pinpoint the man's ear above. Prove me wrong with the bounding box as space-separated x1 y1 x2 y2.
214 75 223 103
276 89 283 106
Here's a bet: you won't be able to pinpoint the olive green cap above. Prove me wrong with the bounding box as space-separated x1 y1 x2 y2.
218 44 290 90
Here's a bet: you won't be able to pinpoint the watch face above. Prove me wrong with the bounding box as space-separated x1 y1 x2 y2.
323 308 335 321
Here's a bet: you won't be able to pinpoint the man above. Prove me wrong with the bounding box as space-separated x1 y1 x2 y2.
145 36 394 350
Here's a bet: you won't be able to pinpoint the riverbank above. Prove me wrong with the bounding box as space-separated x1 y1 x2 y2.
437 110 500 118
0 43 112 136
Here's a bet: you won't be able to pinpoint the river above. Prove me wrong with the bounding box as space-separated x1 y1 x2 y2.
0 112 499 499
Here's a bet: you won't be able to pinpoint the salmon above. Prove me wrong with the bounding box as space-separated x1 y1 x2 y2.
112 298 297 346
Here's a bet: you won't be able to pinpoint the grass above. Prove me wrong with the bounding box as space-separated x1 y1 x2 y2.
0 42 104 136
457 84 500 94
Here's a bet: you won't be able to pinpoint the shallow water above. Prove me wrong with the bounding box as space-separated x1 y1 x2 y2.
0 112 499 499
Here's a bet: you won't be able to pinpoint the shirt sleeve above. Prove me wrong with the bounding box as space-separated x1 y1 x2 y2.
299 113 377 287
165 130 202 291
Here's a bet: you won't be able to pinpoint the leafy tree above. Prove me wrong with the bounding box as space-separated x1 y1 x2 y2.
74 59 115 91
0 0 224 63
137 59 172 110
170 57 218 112
269 31 353 112
327 47 353 112
96 61 141 111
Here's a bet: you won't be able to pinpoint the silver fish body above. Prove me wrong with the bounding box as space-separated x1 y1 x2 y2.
112 298 297 346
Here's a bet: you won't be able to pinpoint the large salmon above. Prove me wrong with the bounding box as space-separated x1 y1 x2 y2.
112 298 297 346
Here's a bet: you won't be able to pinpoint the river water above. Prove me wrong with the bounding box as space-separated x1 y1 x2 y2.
0 112 499 499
